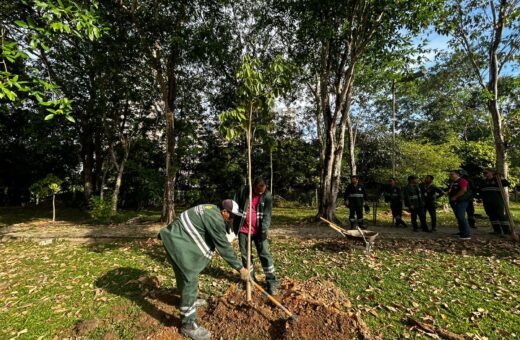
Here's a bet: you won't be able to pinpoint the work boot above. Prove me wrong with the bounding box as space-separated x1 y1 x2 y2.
181 321 211 340
501 225 511 235
268 283 279 296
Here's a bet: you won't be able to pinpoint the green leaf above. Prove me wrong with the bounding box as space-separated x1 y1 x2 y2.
15 20 28 28
65 115 76 123
44 114 55 120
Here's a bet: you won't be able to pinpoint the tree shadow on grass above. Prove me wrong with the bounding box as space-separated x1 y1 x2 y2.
95 267 181 328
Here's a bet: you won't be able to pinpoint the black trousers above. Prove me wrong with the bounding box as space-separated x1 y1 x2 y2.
410 208 428 231
424 202 437 230
390 201 406 227
348 205 364 228
466 199 476 227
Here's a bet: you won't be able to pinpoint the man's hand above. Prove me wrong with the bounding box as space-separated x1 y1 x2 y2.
450 196 457 202
259 231 268 241
364 205 370 213
239 267 249 281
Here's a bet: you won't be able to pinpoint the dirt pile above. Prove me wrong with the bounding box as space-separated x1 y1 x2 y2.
201 278 371 339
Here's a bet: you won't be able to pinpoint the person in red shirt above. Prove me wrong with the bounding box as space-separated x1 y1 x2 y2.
448 170 472 240
232 178 277 295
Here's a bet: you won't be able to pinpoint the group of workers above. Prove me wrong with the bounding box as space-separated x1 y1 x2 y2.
158 178 276 340
344 168 511 240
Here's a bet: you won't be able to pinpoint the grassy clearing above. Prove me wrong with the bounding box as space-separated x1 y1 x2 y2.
1 203 520 339
1 237 519 339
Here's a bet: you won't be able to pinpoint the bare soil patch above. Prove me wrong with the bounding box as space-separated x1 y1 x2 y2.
201 278 372 339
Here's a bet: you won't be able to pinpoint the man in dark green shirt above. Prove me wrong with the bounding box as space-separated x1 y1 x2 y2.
159 200 249 340
403 175 429 232
419 175 444 231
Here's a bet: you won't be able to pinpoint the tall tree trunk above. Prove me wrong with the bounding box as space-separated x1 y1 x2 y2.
83 139 95 202
270 148 274 196
346 112 356 176
318 62 356 222
111 149 129 214
162 107 176 223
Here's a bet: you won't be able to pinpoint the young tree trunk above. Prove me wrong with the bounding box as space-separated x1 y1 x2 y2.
246 105 253 302
52 193 56 222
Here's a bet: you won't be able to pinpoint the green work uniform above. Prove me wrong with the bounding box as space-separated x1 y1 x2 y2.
233 186 277 290
403 185 428 231
478 178 510 234
159 204 243 324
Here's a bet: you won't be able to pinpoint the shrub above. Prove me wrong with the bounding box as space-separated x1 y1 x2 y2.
89 196 113 223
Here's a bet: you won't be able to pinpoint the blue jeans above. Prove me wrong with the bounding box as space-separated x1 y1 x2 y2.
451 200 470 238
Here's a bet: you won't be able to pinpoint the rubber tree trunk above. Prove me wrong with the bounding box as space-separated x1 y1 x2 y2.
162 108 176 224
318 65 356 223
487 38 508 204
270 148 274 196
111 152 129 214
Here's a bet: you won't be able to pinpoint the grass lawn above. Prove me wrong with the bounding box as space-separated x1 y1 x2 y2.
1 203 520 339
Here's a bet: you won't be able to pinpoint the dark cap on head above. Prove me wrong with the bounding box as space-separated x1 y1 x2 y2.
221 199 239 215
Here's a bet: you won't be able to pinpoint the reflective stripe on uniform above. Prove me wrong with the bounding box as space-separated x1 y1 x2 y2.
408 195 418 199
263 265 275 274
180 212 213 259
481 187 500 191
348 194 364 198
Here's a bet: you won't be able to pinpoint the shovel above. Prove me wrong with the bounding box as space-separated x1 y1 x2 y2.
250 279 298 321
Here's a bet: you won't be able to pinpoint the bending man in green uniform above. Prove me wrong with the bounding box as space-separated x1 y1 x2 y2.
159 200 249 340
233 178 278 295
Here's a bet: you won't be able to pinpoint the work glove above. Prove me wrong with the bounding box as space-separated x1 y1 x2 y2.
259 231 268 241
239 267 249 281
364 205 370 213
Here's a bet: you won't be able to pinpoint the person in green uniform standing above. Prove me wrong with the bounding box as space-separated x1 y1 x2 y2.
478 168 511 235
403 175 429 232
344 175 370 229
419 175 444 232
233 178 278 295
383 178 407 228
159 200 249 340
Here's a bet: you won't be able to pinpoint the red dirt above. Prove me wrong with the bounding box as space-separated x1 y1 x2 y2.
201 278 372 339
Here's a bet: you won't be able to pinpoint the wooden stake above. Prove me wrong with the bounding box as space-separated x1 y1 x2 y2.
246 104 253 301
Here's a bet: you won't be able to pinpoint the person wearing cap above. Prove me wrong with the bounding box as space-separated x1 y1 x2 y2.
158 200 249 340
383 178 407 228
419 175 444 232
403 175 429 232
448 170 472 240
233 178 278 295
344 175 370 229
478 168 511 235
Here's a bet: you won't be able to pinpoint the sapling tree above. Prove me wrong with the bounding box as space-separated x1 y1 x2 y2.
219 55 291 301
29 174 63 222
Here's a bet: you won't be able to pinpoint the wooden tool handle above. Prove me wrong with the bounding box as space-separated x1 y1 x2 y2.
250 280 297 320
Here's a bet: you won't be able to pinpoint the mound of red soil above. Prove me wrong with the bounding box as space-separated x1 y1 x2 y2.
201 278 371 339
